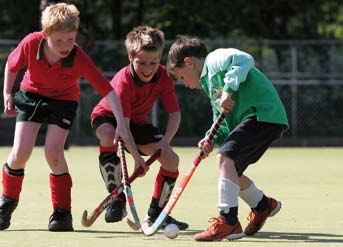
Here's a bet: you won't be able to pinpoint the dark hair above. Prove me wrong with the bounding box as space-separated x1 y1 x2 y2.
167 35 208 70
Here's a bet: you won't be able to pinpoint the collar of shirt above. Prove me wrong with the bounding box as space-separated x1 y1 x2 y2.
36 38 77 67
129 63 158 87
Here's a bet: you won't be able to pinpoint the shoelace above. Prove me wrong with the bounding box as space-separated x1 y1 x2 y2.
206 217 223 231
247 211 256 222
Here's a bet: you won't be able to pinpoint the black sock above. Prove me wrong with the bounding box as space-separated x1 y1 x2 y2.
254 195 269 212
220 207 238 225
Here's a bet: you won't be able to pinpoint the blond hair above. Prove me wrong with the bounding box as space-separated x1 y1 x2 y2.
125 26 164 57
41 3 79 36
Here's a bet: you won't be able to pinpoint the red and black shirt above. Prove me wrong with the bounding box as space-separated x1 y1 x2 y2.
92 64 180 124
8 31 112 101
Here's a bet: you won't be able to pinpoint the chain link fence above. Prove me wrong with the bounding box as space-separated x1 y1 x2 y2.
1 39 343 146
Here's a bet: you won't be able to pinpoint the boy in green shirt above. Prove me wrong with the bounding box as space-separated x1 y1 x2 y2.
167 36 288 241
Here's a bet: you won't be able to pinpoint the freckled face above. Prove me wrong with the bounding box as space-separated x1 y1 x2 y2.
130 51 161 82
45 31 77 58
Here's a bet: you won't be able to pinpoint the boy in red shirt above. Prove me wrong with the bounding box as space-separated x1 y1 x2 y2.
0 3 144 232
91 25 188 230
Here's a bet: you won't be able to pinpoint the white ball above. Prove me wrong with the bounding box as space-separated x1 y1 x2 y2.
164 223 179 239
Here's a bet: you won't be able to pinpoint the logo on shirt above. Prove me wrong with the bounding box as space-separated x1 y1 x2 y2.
212 87 222 101
58 74 73 81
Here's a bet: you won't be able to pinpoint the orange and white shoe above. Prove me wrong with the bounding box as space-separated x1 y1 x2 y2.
244 197 281 236
194 217 244 241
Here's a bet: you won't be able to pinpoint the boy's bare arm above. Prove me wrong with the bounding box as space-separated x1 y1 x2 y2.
3 62 18 117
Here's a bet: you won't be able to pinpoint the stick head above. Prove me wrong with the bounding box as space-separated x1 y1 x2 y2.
81 210 97 227
81 210 91 227
127 218 140 230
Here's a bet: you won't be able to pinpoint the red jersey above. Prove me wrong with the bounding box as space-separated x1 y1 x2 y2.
92 64 180 124
7 31 112 101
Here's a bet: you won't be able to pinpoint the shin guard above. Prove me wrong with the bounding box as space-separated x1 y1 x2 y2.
2 163 24 200
148 167 178 218
50 173 72 211
99 152 121 193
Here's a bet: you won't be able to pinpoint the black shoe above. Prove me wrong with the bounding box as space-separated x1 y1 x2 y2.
162 215 189 230
48 208 73 231
105 194 127 223
0 195 18 230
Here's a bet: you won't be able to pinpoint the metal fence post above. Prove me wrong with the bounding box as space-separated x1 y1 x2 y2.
290 45 298 137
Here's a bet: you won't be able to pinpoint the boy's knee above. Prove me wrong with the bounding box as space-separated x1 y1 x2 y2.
160 149 179 170
97 125 116 143
44 147 61 163
10 148 31 165
217 153 234 165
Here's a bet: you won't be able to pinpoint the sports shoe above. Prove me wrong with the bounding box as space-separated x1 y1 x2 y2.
48 208 73 231
105 194 127 223
143 214 189 230
162 215 189 230
244 197 281 236
0 195 18 230
194 217 244 241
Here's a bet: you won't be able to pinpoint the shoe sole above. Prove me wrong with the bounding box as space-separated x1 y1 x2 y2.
195 232 245 242
48 224 74 232
226 232 245 241
269 200 282 217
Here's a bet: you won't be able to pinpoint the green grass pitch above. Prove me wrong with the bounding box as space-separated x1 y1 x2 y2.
0 146 342 247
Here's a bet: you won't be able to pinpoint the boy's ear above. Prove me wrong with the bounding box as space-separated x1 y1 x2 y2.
184 57 193 67
42 32 48 39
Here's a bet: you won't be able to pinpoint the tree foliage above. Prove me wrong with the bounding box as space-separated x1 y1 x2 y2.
0 0 341 40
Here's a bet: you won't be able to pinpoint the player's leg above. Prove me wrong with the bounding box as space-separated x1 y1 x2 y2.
239 174 281 236
45 99 78 231
45 124 73 231
194 154 244 241
0 121 40 230
131 123 188 230
223 117 285 236
94 117 126 223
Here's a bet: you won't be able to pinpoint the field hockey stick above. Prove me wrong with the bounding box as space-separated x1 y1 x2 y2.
142 111 227 236
117 139 141 230
81 149 161 227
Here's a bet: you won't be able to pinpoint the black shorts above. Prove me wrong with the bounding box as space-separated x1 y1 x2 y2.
13 89 78 130
218 117 287 177
92 116 163 145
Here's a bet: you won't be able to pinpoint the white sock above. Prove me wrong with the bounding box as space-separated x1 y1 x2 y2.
239 181 264 208
218 178 240 213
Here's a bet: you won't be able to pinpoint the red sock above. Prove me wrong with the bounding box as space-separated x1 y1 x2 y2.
50 173 72 211
2 164 24 200
99 145 118 153
153 167 179 199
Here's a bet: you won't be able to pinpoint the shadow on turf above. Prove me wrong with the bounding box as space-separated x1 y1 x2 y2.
245 231 343 243
6 229 343 243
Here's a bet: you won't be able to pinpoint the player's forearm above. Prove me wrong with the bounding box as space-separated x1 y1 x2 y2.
3 62 17 97
123 118 141 159
163 112 181 144
104 90 125 122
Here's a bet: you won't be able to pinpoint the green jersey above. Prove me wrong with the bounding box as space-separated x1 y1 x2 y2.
200 48 288 145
